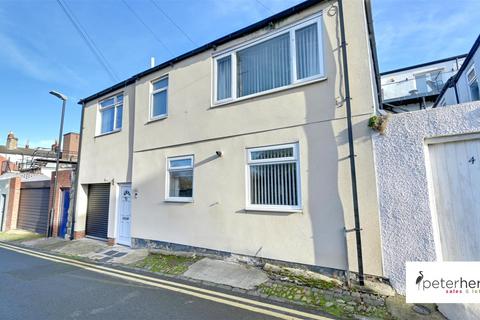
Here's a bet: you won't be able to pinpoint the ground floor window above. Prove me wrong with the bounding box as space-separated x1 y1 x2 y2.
246 143 301 211
166 155 194 202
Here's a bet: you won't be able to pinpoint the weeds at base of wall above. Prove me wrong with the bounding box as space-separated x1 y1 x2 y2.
135 253 200 275
259 282 393 319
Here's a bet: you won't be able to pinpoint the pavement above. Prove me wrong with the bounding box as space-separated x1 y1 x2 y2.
0 245 285 320
19 237 149 265
184 258 269 290
1 231 446 320
19 237 268 289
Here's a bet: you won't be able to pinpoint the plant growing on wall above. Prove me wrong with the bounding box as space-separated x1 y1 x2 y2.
368 115 389 134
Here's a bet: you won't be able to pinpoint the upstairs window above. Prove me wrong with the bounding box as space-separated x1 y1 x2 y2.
467 66 479 101
151 77 168 119
166 155 194 202
213 15 323 104
246 143 301 211
99 94 123 134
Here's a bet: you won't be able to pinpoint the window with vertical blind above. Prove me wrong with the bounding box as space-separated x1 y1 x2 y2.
99 94 123 134
213 14 323 104
246 143 301 211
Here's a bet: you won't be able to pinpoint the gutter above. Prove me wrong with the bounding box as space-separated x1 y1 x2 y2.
78 0 326 105
338 0 365 286
70 102 85 240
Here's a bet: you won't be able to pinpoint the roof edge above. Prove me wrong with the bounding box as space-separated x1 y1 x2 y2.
380 53 468 76
433 34 480 108
78 0 324 105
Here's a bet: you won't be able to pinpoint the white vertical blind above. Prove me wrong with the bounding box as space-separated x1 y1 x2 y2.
217 56 232 100
248 145 299 207
250 163 298 206
295 23 320 80
237 33 291 97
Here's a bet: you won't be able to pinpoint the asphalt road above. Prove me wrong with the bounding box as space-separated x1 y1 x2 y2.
0 246 281 320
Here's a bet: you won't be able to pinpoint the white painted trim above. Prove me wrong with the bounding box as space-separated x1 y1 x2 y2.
245 142 302 211
165 155 195 202
149 76 169 120
97 92 124 135
212 76 327 108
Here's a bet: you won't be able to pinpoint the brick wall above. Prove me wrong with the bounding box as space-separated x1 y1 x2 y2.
4 177 21 231
49 170 73 237
62 133 79 161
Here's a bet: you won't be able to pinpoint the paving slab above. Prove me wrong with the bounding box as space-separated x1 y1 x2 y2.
386 295 446 320
52 238 108 256
183 258 269 290
21 237 67 250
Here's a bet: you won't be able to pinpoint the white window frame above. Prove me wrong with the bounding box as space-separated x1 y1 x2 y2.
245 143 302 212
150 76 169 121
98 93 123 135
212 13 324 106
165 155 194 202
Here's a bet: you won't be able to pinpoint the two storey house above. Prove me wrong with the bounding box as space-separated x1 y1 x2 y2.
75 0 384 280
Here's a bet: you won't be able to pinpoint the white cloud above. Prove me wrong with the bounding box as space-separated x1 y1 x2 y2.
0 31 87 87
373 0 480 71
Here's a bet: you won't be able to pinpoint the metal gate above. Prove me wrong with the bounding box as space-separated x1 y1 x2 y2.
17 181 50 235
85 184 110 239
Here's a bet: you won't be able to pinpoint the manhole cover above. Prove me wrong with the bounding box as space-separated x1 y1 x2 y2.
412 304 431 315
104 250 118 256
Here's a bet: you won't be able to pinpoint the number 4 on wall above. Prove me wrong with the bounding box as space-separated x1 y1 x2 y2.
468 156 476 164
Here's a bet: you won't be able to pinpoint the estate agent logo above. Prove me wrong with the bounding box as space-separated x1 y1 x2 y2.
407 262 480 303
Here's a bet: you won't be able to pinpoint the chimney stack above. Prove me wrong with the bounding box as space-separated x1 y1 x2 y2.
6 132 18 150
62 132 79 160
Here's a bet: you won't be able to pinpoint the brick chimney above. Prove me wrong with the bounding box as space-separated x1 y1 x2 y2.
6 132 18 150
62 132 79 161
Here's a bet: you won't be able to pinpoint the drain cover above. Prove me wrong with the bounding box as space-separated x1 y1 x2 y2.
412 304 431 315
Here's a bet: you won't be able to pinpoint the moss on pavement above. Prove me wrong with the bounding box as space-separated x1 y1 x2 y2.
135 253 200 275
0 230 43 242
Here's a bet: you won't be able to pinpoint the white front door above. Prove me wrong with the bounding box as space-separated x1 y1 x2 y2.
117 184 132 246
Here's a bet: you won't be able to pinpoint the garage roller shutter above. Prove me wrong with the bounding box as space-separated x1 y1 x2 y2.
17 187 50 235
86 184 110 239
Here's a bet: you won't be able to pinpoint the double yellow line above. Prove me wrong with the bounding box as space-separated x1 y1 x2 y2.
0 242 332 320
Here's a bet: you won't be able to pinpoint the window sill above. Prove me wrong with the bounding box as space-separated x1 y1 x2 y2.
165 197 193 203
211 76 327 108
245 206 302 213
146 114 168 124
95 129 121 138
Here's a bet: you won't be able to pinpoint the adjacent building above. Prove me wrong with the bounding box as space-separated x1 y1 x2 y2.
434 34 480 107
0 132 79 236
380 54 466 113
74 0 384 279
0 132 79 175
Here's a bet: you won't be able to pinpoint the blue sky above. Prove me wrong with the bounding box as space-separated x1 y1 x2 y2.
0 0 478 148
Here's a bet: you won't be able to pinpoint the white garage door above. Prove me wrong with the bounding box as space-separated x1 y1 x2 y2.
428 138 480 261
